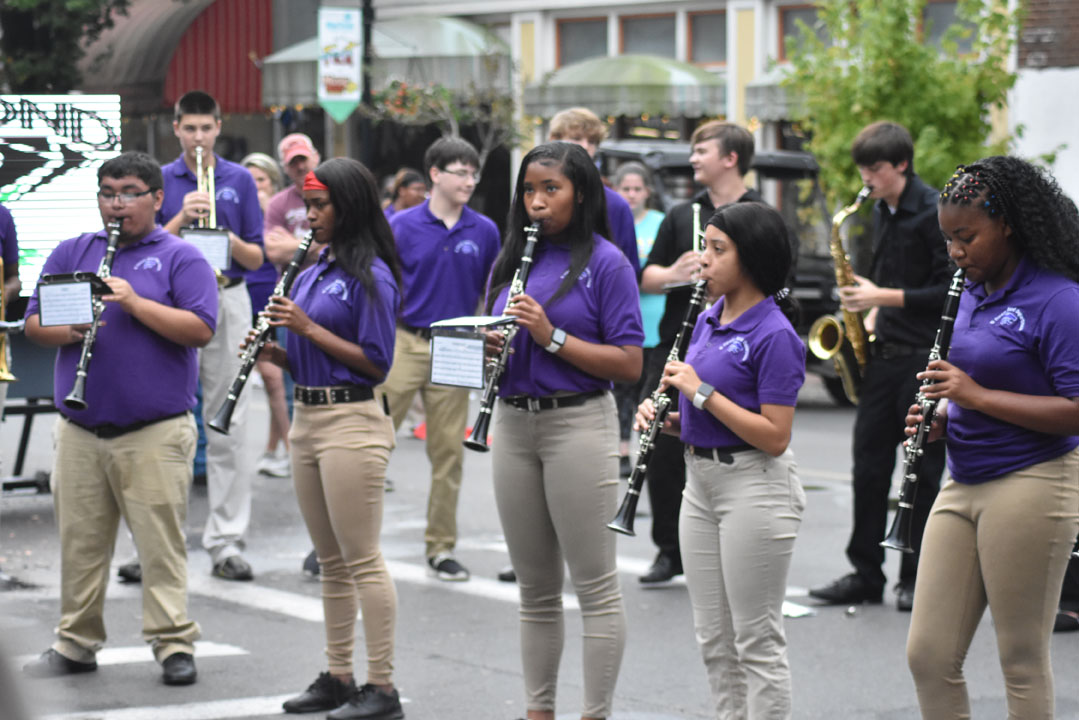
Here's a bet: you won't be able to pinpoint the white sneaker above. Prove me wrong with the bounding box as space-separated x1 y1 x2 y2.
256 451 290 478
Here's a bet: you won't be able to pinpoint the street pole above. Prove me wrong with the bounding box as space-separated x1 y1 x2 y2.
358 0 373 165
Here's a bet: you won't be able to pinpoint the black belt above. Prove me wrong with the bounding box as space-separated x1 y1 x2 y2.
502 389 605 412
870 342 931 361
294 384 374 406
67 411 187 439
397 322 432 340
223 276 244 289
689 443 756 464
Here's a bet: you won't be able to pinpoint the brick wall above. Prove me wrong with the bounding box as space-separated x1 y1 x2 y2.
1019 0 1079 68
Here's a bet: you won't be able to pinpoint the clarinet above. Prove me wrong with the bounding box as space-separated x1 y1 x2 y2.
63 220 122 410
882 267 966 552
609 278 709 535
464 223 540 452
208 232 314 434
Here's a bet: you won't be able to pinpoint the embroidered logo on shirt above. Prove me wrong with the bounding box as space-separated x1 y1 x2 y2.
133 257 162 272
990 306 1025 331
454 239 480 255
322 278 349 302
719 335 750 361
559 267 593 289
216 186 240 205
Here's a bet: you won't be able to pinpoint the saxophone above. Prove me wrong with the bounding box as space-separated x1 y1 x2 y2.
807 186 872 404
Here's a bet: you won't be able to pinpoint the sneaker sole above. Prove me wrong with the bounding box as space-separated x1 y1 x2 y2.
426 567 469 582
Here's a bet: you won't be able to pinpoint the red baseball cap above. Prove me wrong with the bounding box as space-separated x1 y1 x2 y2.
278 133 318 164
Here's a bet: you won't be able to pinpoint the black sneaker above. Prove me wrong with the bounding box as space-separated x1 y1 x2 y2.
117 560 142 583
895 581 915 612
808 572 883 605
497 565 517 583
212 556 254 581
283 672 355 713
327 683 404 720
161 652 197 686
23 648 97 678
639 553 683 586
427 553 469 581
303 549 320 577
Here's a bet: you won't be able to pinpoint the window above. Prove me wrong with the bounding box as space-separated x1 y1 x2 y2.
689 11 727 65
779 4 829 60
557 18 608 67
923 1 975 55
621 14 676 58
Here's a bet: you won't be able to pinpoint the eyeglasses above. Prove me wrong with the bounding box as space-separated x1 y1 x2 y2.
441 168 480 182
97 189 154 204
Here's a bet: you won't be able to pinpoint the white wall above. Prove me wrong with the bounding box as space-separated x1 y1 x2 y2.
1011 67 1079 201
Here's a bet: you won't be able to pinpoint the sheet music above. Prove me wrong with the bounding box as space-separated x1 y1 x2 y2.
430 334 486 389
38 281 94 326
181 228 231 270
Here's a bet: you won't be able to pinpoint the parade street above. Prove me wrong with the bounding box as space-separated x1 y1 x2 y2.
2 376 1078 720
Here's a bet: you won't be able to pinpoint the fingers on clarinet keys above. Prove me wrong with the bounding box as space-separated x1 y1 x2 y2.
808 573 883 605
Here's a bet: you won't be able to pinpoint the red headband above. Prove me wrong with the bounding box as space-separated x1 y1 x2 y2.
303 171 329 192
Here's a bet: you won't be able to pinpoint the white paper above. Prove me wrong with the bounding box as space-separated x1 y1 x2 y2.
38 281 94 326
430 315 514 329
181 228 231 270
430 334 486 389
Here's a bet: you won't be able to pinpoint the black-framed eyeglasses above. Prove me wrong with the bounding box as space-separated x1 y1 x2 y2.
97 189 155 204
441 168 481 182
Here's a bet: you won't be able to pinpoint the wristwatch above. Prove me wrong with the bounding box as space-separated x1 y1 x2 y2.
692 382 715 409
544 328 567 353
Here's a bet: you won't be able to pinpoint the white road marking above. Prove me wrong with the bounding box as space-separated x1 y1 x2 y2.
17 641 247 667
40 693 412 720
385 560 580 610
186 573 327 622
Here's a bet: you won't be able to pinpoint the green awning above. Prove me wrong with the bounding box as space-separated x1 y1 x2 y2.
524 54 725 118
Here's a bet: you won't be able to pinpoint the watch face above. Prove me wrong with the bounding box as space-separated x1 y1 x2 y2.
553 328 566 345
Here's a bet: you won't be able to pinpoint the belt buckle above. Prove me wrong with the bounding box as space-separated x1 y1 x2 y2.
324 388 335 406
526 397 541 413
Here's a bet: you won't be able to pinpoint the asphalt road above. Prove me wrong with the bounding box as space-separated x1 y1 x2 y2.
2 375 1077 719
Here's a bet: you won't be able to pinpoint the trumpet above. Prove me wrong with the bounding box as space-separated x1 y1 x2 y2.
0 257 23 382
464 223 540 452
208 231 314 434
64 220 121 410
882 268 965 553
808 186 872 404
194 147 228 287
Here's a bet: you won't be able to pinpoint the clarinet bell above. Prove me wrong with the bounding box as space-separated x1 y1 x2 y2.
880 506 914 553
463 408 492 452
607 490 639 536
207 396 236 435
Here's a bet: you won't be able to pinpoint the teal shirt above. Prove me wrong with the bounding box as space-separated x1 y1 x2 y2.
636 209 666 348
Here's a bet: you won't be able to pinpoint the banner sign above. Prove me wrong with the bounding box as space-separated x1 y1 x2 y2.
317 7 363 124
0 94 122 297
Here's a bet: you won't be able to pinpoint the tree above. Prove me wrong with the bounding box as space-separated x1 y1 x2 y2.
781 0 1019 210
0 0 130 93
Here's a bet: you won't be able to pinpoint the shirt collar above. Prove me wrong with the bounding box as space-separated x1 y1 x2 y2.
704 295 777 333
878 173 926 217
170 153 223 179
967 253 1035 303
97 225 167 248
420 199 474 230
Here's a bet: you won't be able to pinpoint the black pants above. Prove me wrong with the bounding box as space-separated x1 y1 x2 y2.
847 351 946 591
642 344 685 562
1062 536 1079 612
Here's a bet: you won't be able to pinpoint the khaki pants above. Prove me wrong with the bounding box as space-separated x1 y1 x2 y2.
492 392 625 718
907 447 1079 720
290 400 397 683
681 448 804 720
379 328 469 558
199 282 253 562
52 414 200 663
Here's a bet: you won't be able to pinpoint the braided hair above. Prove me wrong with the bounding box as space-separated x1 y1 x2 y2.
939 156 1079 282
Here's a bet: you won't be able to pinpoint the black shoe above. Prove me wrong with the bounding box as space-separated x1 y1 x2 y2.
808 573 883 605
283 672 356 713
640 553 683 586
497 565 517 583
327 683 404 720
161 652 197 685
303 549 320 577
427 552 469 581
1054 609 1079 633
619 455 632 478
117 560 142 583
23 648 97 678
212 556 254 581
895 581 915 612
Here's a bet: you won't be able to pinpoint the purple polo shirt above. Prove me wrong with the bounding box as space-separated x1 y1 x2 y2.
286 250 399 387
946 256 1079 483
25 227 218 427
491 235 643 397
679 296 805 448
0 203 17 271
157 154 265 282
605 186 639 272
389 200 500 327
266 184 308 238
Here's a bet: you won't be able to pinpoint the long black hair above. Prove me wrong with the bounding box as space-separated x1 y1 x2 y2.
486 142 609 310
708 202 799 324
939 156 1079 282
312 158 402 298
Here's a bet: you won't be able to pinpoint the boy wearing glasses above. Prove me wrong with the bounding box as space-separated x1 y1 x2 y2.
380 136 500 582
157 90 265 582
21 152 218 686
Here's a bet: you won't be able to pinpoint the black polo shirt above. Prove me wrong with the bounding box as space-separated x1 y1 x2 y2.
867 173 952 348
646 187 763 346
